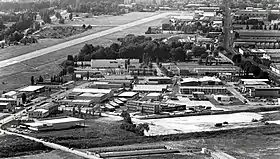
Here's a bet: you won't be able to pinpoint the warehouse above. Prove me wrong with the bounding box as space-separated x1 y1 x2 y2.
19 85 45 94
78 93 108 103
117 92 139 100
28 102 58 118
133 85 168 92
72 88 113 99
144 93 162 101
180 86 229 95
24 116 84 131
250 87 280 97
180 76 222 86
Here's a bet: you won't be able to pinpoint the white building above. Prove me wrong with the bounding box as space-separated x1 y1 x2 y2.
24 117 84 131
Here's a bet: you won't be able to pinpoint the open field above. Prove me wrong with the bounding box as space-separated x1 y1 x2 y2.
67 12 161 26
3 150 84 159
0 135 51 158
0 16 172 92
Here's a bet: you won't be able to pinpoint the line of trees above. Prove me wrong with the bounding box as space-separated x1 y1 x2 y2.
72 34 194 63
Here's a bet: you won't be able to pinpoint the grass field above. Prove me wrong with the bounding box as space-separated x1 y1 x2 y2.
0 135 51 158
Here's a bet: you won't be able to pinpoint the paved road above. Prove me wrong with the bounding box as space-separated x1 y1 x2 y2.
0 13 171 69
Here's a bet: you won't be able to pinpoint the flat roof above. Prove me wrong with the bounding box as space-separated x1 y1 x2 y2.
166 100 214 107
181 76 221 83
25 117 84 127
0 102 9 106
33 109 48 113
2 91 17 97
79 93 105 97
240 79 269 82
73 88 111 94
0 97 16 101
19 86 45 92
147 93 162 97
180 86 227 89
133 85 168 92
118 92 138 97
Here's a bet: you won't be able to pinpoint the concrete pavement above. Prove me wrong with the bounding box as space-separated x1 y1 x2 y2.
0 12 172 69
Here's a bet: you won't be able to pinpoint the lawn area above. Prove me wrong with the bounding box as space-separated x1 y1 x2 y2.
0 135 51 158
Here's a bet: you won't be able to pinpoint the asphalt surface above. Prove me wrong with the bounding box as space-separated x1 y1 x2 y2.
0 13 171 69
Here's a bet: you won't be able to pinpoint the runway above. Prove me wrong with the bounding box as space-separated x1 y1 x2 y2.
0 12 171 69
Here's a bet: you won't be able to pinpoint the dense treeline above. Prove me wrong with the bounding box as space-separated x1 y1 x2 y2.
71 34 198 63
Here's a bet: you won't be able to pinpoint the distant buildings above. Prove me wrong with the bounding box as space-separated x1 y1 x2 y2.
124 0 166 6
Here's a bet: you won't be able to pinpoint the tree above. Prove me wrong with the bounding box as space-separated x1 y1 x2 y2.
38 75 44 82
135 123 149 136
121 111 132 124
82 24 86 29
232 54 242 63
69 13 73 20
31 76 34 85
201 53 209 59
246 24 249 29
59 18 65 24
192 45 206 57
198 58 203 65
67 55 74 61
66 66 75 74
55 12 62 19
21 93 26 104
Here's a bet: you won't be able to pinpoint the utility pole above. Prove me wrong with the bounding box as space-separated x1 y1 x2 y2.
223 0 233 50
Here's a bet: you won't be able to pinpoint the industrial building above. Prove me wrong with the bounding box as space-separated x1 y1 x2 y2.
0 102 12 112
250 87 280 97
90 59 139 69
72 88 113 99
18 85 45 94
23 116 84 131
180 86 229 95
144 93 162 101
28 102 58 118
180 76 222 86
133 85 168 92
117 92 139 100
126 100 186 114
0 97 17 107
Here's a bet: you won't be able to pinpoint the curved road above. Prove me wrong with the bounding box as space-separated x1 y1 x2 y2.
0 12 171 69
